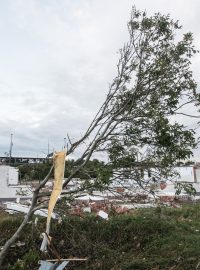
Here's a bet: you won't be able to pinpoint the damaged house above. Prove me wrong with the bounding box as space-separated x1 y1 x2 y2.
0 165 31 201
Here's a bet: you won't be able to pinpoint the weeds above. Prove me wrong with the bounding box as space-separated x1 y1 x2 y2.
1 203 200 269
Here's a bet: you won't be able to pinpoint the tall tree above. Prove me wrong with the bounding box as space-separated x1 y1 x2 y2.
0 7 199 267
105 8 199 186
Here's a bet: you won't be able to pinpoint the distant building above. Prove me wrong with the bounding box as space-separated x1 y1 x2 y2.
157 165 200 200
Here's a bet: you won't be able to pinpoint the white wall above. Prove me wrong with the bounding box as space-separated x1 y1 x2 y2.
0 165 32 200
8 166 18 185
175 167 194 182
158 166 200 195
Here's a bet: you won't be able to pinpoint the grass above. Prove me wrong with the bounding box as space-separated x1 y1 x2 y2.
1 203 200 269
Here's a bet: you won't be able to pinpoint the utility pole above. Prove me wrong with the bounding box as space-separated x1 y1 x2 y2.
47 139 50 163
9 133 13 165
64 137 66 150
47 139 50 157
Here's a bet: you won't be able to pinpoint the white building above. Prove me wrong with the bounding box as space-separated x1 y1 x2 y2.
157 165 200 199
0 165 32 200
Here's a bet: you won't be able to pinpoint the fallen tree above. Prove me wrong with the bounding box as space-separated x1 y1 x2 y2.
0 7 199 267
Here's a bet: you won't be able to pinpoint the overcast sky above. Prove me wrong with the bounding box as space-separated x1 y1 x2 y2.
0 0 200 158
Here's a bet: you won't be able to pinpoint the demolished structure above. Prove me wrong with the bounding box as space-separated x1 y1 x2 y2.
0 165 31 201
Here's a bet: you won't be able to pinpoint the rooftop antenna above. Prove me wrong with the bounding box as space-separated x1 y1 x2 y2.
9 133 13 165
